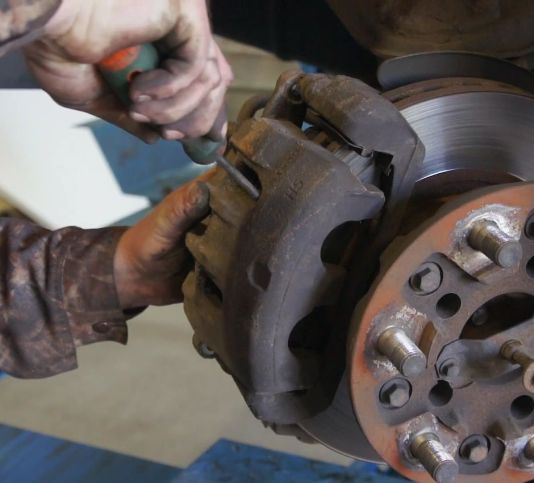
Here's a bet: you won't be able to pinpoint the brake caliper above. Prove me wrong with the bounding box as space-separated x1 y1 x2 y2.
183 70 423 428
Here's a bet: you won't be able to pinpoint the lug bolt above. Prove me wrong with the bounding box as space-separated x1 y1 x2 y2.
468 220 523 268
410 433 459 483
440 358 461 378
377 327 427 377
379 378 411 409
410 262 443 295
500 340 534 393
524 438 534 464
459 435 489 464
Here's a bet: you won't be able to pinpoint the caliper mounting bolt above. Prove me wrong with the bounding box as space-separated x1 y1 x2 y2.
377 327 427 377
468 220 523 268
409 262 443 295
439 358 461 378
379 378 411 409
500 340 534 393
410 433 459 483
459 435 489 464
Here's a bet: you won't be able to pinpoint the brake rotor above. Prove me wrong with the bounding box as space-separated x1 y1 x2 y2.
298 79 534 463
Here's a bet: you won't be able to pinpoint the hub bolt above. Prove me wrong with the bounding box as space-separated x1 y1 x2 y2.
459 435 489 464
410 262 443 295
410 433 459 483
500 340 534 393
379 378 411 409
377 327 426 377
468 220 523 268
439 358 461 378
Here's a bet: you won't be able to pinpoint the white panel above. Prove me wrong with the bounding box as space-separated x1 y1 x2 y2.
0 90 149 229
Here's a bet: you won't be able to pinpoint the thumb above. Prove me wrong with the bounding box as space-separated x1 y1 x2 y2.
157 181 211 241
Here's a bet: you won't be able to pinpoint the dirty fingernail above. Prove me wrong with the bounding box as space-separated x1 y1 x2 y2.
130 111 150 123
163 129 185 140
187 182 210 212
136 94 152 103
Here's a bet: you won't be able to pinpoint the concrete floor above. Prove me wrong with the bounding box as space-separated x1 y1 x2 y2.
0 306 351 468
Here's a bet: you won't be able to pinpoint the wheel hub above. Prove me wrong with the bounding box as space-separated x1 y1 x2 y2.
350 183 534 482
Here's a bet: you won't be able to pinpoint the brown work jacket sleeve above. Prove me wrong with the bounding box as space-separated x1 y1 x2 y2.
0 1 136 379
0 0 61 56
0 218 132 378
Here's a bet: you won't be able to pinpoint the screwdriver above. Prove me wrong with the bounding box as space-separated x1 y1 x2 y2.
98 44 260 200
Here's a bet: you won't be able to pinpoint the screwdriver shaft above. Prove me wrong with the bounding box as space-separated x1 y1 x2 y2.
215 155 260 200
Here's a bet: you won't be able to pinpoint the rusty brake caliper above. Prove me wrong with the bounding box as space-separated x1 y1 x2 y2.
182 71 424 431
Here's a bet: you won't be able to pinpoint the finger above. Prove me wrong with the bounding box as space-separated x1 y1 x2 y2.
160 82 228 140
129 59 222 125
160 47 233 141
25 46 160 144
158 48 233 140
129 58 206 102
77 92 161 144
206 46 233 140
214 42 235 87
129 7 213 102
157 180 211 241
208 106 229 142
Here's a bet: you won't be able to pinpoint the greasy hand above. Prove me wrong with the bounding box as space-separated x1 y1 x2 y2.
114 174 212 309
24 0 233 143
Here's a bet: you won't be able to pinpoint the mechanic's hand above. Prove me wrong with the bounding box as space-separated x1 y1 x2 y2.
114 173 212 309
24 0 233 143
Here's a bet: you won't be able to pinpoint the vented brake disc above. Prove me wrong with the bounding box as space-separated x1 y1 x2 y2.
182 71 534 482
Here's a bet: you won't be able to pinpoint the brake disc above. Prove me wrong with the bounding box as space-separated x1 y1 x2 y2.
297 78 534 462
182 72 534 481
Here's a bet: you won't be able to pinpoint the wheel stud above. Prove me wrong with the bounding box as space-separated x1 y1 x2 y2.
410 433 459 483
501 340 534 393
468 220 522 268
377 327 426 377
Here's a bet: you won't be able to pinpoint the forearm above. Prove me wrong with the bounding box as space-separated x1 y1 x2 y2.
0 218 131 378
0 0 61 56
